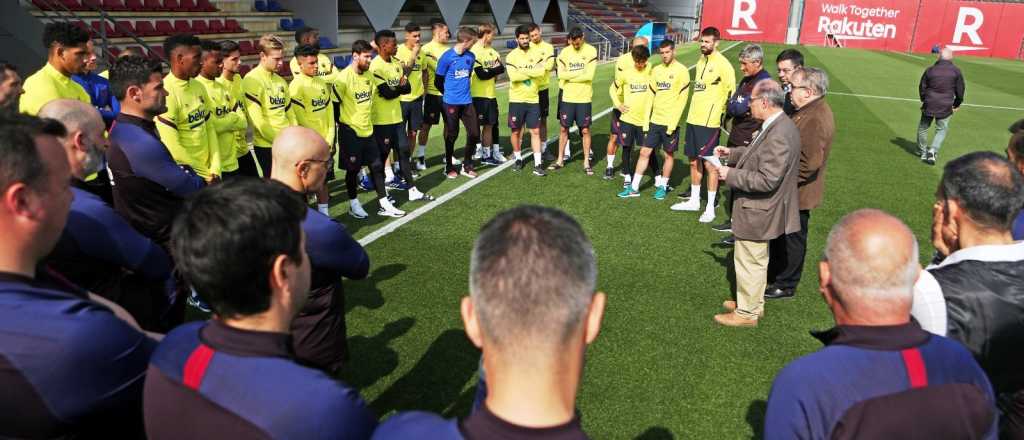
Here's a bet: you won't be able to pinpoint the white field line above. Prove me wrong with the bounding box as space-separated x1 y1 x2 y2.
829 91 1024 112
893 51 925 60
358 41 745 246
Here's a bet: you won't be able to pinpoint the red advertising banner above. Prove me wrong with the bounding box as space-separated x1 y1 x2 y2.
799 0 920 51
700 0 792 44
911 0 1024 59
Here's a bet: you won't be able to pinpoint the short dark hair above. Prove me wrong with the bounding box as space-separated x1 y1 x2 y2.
404 22 420 33
219 40 240 56
199 39 221 55
171 178 308 319
0 62 16 82
940 151 1024 231
659 39 675 50
294 26 317 43
515 24 531 38
293 44 318 58
700 26 721 40
470 206 597 348
1011 132 1024 160
163 33 201 56
109 55 163 100
527 23 540 32
42 22 90 50
0 114 67 193
456 27 476 43
631 45 650 63
776 48 804 67
374 29 396 46
351 40 373 55
430 18 446 30
568 27 584 40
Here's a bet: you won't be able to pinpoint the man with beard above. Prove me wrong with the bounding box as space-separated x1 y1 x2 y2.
435 27 481 179
197 40 245 180
554 27 597 173
20 22 91 115
156 34 222 182
417 19 452 170
289 26 341 84
505 24 548 176
528 23 556 162
40 99 174 331
0 62 24 113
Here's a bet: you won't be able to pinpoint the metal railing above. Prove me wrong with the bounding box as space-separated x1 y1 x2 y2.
30 0 165 67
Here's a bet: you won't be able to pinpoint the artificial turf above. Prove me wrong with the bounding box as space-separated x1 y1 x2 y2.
287 43 1024 438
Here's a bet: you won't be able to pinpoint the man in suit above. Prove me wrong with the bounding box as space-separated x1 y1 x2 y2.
711 80 801 327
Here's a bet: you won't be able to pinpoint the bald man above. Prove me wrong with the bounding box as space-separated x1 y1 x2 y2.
917 47 965 165
271 127 370 372
764 209 996 439
39 100 174 331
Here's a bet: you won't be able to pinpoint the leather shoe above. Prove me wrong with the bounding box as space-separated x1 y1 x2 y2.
765 287 795 300
714 311 758 327
720 235 735 246
722 300 765 317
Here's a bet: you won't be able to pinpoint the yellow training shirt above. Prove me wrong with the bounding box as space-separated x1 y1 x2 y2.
422 40 450 96
532 40 555 91
197 75 245 173
242 66 294 147
686 50 736 128
19 63 91 115
556 43 598 104
610 64 654 131
395 44 425 102
289 72 338 145
289 53 342 86
336 65 374 138
505 47 545 104
470 43 501 99
369 55 404 125
156 73 221 179
217 74 250 157
649 60 691 134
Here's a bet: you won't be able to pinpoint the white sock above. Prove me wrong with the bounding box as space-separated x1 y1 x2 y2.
514 150 522 160
416 145 426 158
480 146 490 157
317 203 329 216
691 185 700 201
384 167 395 182
606 154 616 168
533 154 542 166
654 176 663 188
492 143 500 150
706 191 717 211
359 168 367 179
631 173 642 191
350 199 361 208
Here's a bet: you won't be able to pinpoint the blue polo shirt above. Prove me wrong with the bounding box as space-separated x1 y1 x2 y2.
73 72 118 124
435 48 475 105
1013 211 1023 240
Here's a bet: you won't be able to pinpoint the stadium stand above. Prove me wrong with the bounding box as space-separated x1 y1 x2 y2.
568 0 656 38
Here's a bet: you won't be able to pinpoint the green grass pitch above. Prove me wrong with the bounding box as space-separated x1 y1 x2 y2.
280 43 1024 438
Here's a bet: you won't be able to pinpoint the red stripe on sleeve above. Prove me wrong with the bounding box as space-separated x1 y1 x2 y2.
182 344 215 390
901 348 928 389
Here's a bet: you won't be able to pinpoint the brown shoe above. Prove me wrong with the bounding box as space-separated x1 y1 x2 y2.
722 301 765 317
714 311 758 327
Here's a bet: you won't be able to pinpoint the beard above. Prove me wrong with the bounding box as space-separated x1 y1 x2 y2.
519 42 530 51
81 144 106 176
700 46 712 55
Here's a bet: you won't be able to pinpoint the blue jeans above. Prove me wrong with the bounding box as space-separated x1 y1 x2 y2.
917 113 952 155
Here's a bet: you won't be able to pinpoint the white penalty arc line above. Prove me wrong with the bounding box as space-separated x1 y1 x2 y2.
358 41 745 246
829 91 1024 112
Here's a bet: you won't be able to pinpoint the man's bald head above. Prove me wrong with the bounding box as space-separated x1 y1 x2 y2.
38 99 103 135
270 126 331 193
823 209 920 320
940 47 954 61
37 99 107 179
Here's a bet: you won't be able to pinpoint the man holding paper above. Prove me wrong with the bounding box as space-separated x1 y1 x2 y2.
709 80 801 327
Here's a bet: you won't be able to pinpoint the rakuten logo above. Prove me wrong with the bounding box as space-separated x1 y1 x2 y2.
947 7 987 51
816 3 900 40
727 0 763 36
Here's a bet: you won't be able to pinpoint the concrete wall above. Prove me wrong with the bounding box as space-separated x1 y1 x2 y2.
648 0 698 34
0 1 48 73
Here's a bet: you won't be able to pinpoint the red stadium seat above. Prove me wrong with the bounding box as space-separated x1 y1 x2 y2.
154 20 174 36
208 19 225 33
163 0 182 11
224 19 243 33
178 0 197 11
134 20 156 36
91 21 122 38
82 0 101 9
276 63 290 77
238 40 255 55
191 20 209 34
195 0 217 12
102 0 129 10
62 0 87 11
32 1 53 11
125 0 144 10
148 45 165 60
114 20 135 36
72 20 93 37
238 64 251 77
107 46 121 58
173 20 191 34
143 0 164 10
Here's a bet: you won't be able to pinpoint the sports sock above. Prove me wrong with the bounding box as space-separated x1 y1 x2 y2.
654 176 664 188
606 154 616 168
384 166 395 182
416 145 426 158
533 154 542 167
317 203 329 216
631 173 642 191
691 185 700 200
514 150 522 160
706 191 717 211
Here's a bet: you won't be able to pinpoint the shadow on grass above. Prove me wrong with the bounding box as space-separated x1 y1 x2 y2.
746 399 768 440
345 263 406 313
704 248 737 296
370 328 480 416
339 316 415 389
636 426 674 439
890 137 920 157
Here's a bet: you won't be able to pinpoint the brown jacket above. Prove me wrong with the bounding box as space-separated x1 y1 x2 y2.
725 112 801 241
792 97 835 210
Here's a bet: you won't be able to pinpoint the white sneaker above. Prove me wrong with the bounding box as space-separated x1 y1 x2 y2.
699 210 716 223
349 200 369 219
473 147 484 160
378 199 406 218
492 150 507 163
670 199 701 211
415 157 427 170
409 187 435 202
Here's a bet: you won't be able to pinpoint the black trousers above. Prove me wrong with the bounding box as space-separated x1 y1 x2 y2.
236 151 260 178
253 147 273 179
768 210 810 290
443 103 480 172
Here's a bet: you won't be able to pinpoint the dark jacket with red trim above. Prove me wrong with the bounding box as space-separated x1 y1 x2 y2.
143 320 377 439
764 320 997 440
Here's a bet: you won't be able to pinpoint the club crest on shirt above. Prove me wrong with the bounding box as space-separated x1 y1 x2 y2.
694 81 707 92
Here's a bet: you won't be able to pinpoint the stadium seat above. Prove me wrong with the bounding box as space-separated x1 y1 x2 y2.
82 0 101 9
135 20 157 36
267 0 285 12
179 0 197 11
31 0 51 11
124 0 144 10
238 40 255 55
276 62 290 77
279 19 292 31
291 18 305 29
148 45 165 60
107 46 121 58
208 19 225 33
91 21 121 38
224 19 243 33
143 0 164 10
192 20 210 34
114 20 135 36
73 20 93 37
334 55 347 69
173 20 191 34
318 36 335 49
61 0 87 11
102 0 129 11
154 20 173 36
195 0 216 12
163 0 181 11
254 0 266 12
506 40 516 49
239 64 251 77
